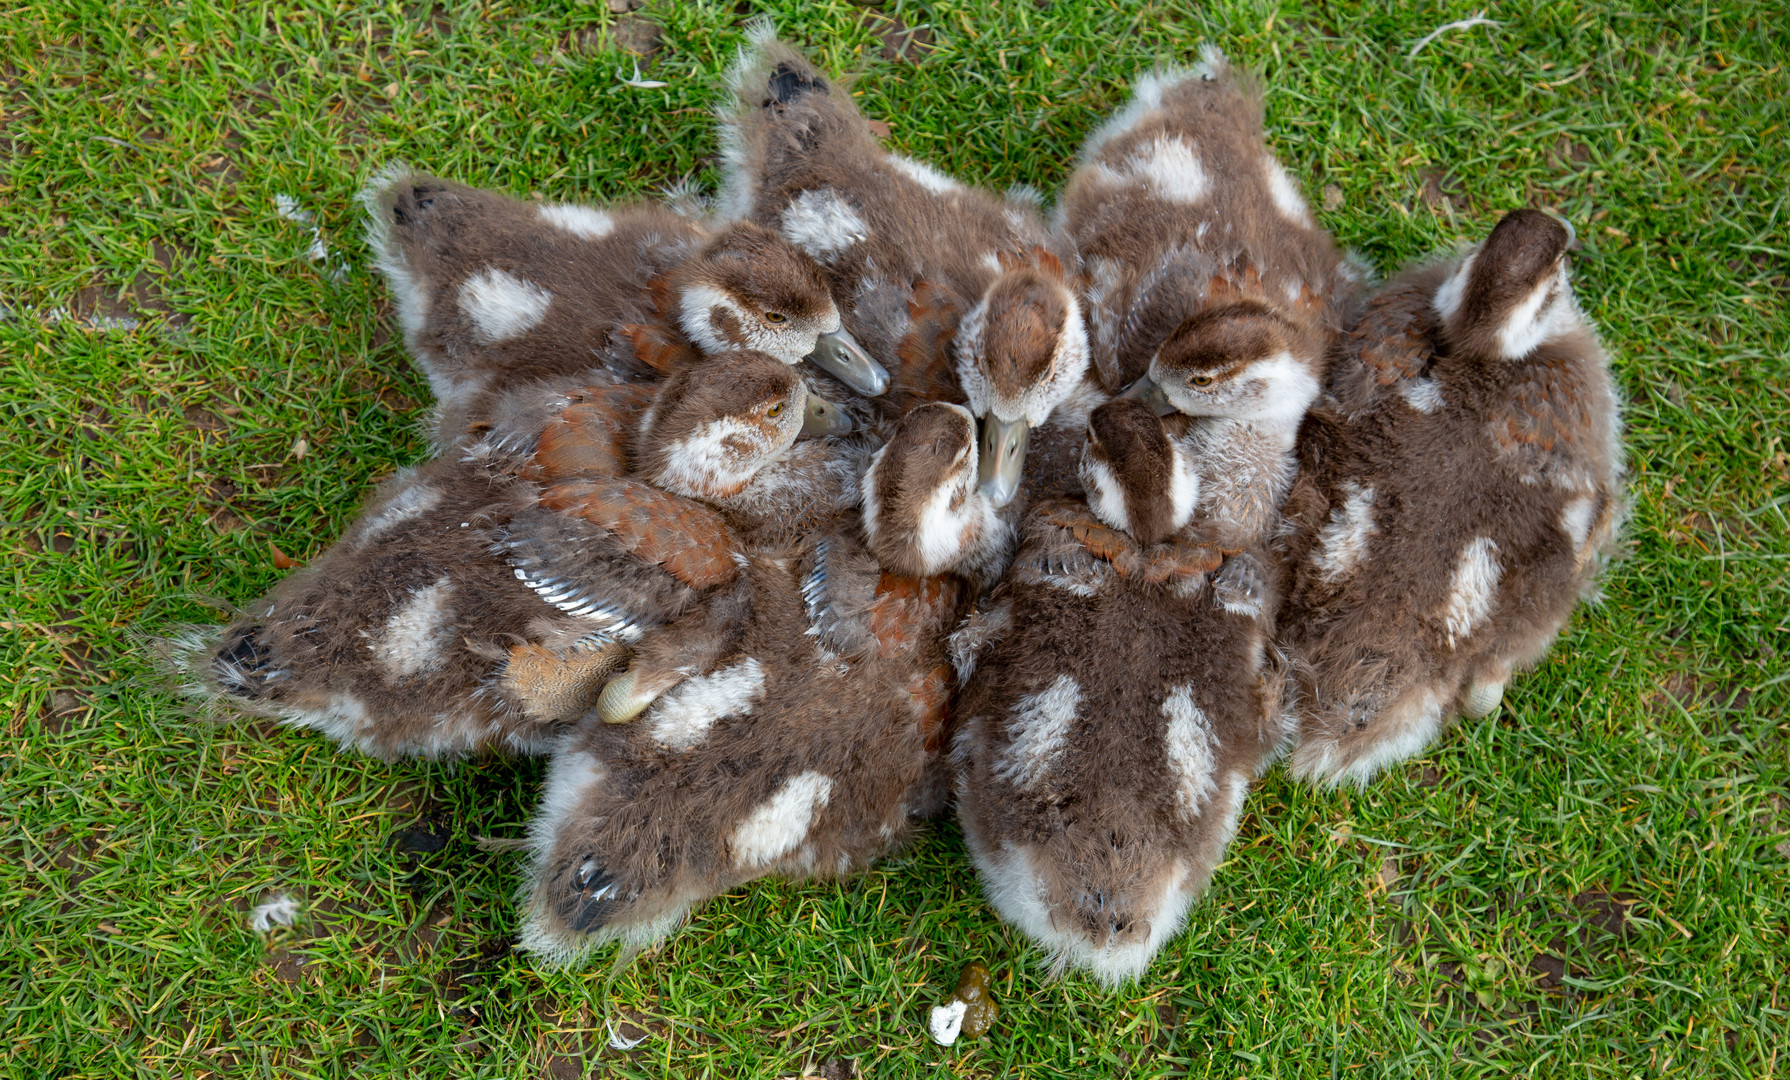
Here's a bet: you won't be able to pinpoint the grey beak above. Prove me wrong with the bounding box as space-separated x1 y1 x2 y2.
806 327 890 397
1120 374 1176 416
800 389 855 436
976 414 1030 508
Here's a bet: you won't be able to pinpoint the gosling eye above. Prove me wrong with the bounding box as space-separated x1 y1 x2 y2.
766 401 785 418
1190 374 1216 388
763 312 788 325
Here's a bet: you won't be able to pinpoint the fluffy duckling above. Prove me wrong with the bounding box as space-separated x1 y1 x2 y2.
1060 48 1358 545
360 165 885 443
518 405 987 961
1278 209 1624 788
718 28 1098 505
162 352 850 760
952 399 1285 985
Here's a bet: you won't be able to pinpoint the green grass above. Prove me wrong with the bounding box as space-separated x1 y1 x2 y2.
4 0 1787 1075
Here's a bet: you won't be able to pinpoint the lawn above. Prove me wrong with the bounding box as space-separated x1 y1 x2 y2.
3 0 1787 1076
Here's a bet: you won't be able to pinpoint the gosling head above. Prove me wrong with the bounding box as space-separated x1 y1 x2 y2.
1432 208 1579 362
637 350 843 501
672 221 887 395
954 249 1092 507
1079 398 1198 547
1127 300 1322 427
863 402 1011 588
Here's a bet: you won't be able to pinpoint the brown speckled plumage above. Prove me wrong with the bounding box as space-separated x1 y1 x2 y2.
1278 210 1624 788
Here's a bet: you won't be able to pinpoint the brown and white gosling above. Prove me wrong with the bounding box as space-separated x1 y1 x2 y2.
360 165 886 444
161 351 855 760
951 398 1285 986
517 402 992 961
1277 208 1624 787
1060 47 1359 547
718 27 1101 506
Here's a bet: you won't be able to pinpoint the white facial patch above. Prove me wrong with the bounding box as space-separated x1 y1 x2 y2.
993 674 1081 791
1313 482 1377 583
654 415 769 499
1262 156 1313 226
1496 263 1579 359
1432 251 1475 323
1234 350 1322 425
1162 684 1218 819
458 268 552 342
537 202 616 241
677 283 825 364
676 282 740 355
372 575 454 679
1082 455 1130 534
731 771 834 868
888 154 964 195
911 467 995 574
357 478 442 547
778 188 868 262
1441 536 1503 647
1166 440 1199 531
1399 376 1445 413
646 658 765 750
1560 494 1596 550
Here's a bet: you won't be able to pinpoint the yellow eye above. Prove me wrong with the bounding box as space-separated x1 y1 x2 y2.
767 401 785 418
764 312 788 324
1190 374 1216 388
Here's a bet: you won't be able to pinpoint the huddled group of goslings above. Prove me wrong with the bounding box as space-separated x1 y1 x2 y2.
165 33 1624 986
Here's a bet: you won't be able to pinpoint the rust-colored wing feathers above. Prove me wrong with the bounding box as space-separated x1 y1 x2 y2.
531 383 655 482
1037 504 1223 584
891 278 968 410
539 477 741 589
866 572 964 658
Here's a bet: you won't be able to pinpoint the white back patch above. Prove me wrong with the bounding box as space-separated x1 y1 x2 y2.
779 188 868 261
1399 376 1445 413
1128 135 1210 204
1560 495 1596 550
1262 156 1312 225
1313 482 1377 582
731 771 834 868
647 658 765 750
373 575 455 678
1441 536 1502 646
459 268 552 342
537 202 616 240
357 479 442 547
1162 684 1218 818
889 155 963 195
994 674 1081 790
